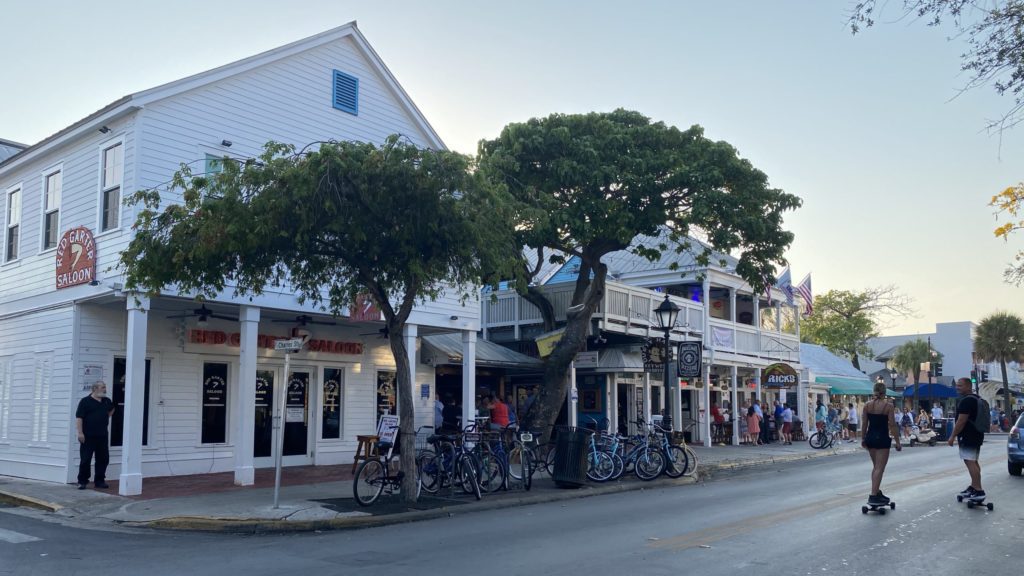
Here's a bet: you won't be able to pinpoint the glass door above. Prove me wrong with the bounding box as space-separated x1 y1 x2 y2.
253 366 315 467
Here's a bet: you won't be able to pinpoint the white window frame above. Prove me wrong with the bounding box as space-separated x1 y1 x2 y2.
40 163 63 252
4 182 23 264
97 136 125 233
31 354 52 444
319 366 345 441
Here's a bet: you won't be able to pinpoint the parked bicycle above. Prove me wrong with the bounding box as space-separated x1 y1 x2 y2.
353 427 421 506
418 431 482 501
808 421 843 449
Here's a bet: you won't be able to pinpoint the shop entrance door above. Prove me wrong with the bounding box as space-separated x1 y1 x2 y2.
253 366 315 467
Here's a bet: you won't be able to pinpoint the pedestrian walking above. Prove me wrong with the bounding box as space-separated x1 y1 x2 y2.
76 381 114 490
862 381 901 505
847 403 859 442
781 404 794 444
949 377 987 503
839 403 850 440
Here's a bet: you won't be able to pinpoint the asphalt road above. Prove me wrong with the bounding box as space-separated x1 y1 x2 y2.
1 444 1020 576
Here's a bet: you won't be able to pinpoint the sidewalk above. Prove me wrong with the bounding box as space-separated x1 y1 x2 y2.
0 439 862 533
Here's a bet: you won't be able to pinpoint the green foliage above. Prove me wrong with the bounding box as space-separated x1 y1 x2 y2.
891 339 934 385
479 109 802 293
974 311 1024 409
800 290 877 366
799 286 914 369
121 136 516 317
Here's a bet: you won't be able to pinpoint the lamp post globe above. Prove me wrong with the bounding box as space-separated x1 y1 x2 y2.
889 369 898 391
654 295 680 431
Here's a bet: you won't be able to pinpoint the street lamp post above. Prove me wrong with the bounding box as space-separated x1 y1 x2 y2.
654 295 681 432
889 368 898 392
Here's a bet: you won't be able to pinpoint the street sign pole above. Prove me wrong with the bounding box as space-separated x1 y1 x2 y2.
272 338 304 509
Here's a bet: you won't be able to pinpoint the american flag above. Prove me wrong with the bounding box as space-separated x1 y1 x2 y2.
795 273 813 315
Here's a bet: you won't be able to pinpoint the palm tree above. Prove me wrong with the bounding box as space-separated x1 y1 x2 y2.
892 339 941 412
974 312 1024 413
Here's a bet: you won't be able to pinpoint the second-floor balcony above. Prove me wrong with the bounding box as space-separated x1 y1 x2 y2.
483 280 800 363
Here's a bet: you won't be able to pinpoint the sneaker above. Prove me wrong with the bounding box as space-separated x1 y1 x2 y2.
958 485 975 497
94 481 109 489
868 493 885 504
875 491 891 504
77 483 87 490
968 490 986 502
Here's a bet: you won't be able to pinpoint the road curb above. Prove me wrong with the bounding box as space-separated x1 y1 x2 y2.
0 489 63 512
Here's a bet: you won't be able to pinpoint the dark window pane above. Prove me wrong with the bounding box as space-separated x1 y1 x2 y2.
111 358 150 447
322 368 342 439
44 212 58 250
102 187 119 231
201 363 228 444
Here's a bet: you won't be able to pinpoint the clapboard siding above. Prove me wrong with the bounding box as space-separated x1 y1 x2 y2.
0 118 136 302
0 305 73 481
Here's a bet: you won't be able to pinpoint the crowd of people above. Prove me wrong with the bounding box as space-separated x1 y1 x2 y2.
710 399 800 445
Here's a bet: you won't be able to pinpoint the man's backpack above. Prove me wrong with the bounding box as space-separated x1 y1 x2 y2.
967 394 990 434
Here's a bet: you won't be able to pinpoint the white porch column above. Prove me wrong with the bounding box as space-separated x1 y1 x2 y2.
404 324 419 424
731 365 740 446
702 364 712 447
234 305 259 486
753 296 761 357
798 369 810 437
119 295 149 496
755 367 763 401
569 362 578 427
729 288 737 323
672 366 683 432
461 330 476 431
775 303 782 333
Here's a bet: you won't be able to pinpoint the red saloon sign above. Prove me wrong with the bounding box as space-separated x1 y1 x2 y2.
55 227 97 289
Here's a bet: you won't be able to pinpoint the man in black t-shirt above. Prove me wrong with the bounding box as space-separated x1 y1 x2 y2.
75 382 114 490
948 377 985 501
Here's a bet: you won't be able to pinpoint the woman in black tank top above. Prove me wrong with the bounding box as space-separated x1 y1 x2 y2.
862 381 902 504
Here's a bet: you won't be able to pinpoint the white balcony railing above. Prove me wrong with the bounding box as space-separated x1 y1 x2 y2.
484 280 800 363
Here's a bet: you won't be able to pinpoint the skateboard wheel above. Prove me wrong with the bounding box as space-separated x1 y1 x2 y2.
878 508 885 515
861 506 868 514
956 495 963 502
890 502 896 510
987 503 994 511
967 501 975 509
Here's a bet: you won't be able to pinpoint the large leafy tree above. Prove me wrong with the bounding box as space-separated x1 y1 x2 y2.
892 339 942 411
120 136 516 501
991 183 1024 283
974 311 1024 411
850 0 1024 132
478 109 802 434
800 286 915 369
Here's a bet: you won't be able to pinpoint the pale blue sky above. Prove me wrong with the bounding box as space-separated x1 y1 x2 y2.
3 1 1022 335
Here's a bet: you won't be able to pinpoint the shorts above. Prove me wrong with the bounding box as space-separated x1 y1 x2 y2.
782 422 792 434
958 444 981 462
847 423 857 432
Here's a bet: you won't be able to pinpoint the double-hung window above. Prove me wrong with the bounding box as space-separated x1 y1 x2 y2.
42 168 61 250
100 142 123 231
5 185 21 262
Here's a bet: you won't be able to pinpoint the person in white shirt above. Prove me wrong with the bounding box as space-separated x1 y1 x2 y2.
847 403 860 442
781 404 794 444
931 403 944 421
894 407 904 439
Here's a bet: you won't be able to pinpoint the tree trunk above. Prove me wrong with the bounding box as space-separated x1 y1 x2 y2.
522 261 607 443
912 373 920 414
851 352 861 371
386 323 418 503
1001 359 1011 419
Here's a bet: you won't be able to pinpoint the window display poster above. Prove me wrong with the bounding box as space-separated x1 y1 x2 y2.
201 363 228 444
377 371 397 420
322 368 342 439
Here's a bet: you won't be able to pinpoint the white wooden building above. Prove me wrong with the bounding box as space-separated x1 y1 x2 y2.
0 23 483 495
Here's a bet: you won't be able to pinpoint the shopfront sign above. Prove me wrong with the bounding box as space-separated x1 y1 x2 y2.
762 363 798 388
55 226 97 289
641 338 667 373
574 351 599 368
349 293 381 322
186 329 363 356
676 342 702 378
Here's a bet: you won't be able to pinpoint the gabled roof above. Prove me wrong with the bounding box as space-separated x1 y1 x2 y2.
1 22 444 172
873 345 902 362
542 227 739 285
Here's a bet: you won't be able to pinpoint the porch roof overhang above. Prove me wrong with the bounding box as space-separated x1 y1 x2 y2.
816 375 900 397
422 333 543 370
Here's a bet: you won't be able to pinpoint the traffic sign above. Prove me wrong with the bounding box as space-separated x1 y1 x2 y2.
274 338 304 352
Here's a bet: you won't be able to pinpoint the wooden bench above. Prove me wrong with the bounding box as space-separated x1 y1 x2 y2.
352 434 380 473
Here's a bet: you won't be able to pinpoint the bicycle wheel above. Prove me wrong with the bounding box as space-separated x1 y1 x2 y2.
634 449 665 481
475 447 504 493
808 432 826 449
663 445 689 479
586 450 615 482
457 455 482 500
416 449 438 494
683 445 699 477
609 451 625 480
507 444 527 482
353 459 385 506
544 445 558 476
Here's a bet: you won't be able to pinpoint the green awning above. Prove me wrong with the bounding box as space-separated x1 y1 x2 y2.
816 376 900 397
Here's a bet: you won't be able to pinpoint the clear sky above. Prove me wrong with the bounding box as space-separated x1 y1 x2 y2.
3 1 1022 336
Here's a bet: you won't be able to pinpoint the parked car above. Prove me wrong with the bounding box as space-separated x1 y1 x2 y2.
1009 413 1024 476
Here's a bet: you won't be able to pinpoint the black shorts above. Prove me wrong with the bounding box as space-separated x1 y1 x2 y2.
864 436 891 450
847 423 858 432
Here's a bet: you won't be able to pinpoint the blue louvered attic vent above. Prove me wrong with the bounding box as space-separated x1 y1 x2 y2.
332 70 359 115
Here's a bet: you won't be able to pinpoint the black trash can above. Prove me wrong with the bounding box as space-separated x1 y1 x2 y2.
552 426 591 488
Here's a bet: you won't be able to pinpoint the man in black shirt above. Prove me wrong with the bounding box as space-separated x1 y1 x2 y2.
75 382 114 489
948 377 985 501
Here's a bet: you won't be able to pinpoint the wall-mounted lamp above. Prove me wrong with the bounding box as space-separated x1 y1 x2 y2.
88 280 100 286
449 315 459 320
98 126 111 134
221 140 232 147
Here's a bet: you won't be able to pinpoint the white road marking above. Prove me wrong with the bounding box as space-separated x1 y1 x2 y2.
0 527 41 544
